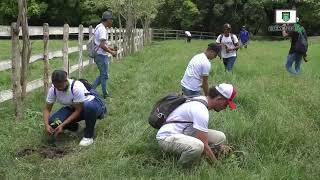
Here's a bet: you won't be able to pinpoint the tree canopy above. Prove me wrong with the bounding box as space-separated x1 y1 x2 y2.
0 0 319 35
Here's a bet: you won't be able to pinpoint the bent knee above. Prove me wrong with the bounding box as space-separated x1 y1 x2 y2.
190 141 204 155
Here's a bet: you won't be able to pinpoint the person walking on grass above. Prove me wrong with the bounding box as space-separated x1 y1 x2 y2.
156 83 236 167
282 17 308 75
43 70 106 146
216 23 240 73
185 31 192 43
92 10 117 98
239 26 249 49
181 43 221 96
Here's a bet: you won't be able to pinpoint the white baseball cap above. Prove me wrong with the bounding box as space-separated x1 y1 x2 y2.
215 83 236 109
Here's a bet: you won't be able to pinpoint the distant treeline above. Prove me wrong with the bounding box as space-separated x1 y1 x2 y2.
0 0 319 35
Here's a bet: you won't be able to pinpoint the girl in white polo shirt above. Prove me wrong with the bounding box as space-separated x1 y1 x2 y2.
43 70 106 146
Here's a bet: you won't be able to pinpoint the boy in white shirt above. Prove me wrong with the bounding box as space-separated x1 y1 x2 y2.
157 83 236 167
92 10 117 98
181 43 221 96
216 23 240 73
43 70 106 146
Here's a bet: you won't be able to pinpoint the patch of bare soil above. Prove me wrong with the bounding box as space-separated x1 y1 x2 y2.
16 145 72 159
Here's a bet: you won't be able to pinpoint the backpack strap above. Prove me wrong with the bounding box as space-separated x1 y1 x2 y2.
70 79 76 95
53 79 76 98
163 97 208 126
219 34 223 43
220 33 236 46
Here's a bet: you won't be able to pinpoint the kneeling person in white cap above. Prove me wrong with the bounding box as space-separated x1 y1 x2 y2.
156 83 236 167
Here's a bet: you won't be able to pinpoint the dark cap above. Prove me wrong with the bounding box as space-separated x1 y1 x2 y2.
207 43 221 53
102 10 112 21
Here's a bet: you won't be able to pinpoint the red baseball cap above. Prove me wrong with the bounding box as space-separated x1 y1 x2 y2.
215 83 236 109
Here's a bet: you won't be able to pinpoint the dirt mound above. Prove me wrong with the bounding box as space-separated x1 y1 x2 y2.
16 145 72 159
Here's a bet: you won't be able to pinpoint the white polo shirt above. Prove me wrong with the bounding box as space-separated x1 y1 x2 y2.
46 79 95 106
94 23 109 55
181 53 211 91
156 96 209 140
216 34 238 58
185 31 191 37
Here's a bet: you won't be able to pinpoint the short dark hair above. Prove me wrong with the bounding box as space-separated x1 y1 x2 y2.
208 86 223 99
207 43 221 53
52 70 67 83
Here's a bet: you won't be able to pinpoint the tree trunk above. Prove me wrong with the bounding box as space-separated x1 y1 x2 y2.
125 13 134 55
78 24 83 78
118 14 122 29
89 25 94 64
20 0 31 101
63 24 69 74
43 23 50 95
11 22 23 120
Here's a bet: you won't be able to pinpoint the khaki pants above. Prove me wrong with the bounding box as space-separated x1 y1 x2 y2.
158 129 226 167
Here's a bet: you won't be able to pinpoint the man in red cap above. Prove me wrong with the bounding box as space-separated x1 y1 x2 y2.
156 83 236 167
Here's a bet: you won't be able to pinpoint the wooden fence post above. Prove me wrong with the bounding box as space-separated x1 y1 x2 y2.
110 27 114 61
78 24 83 78
164 29 166 40
20 0 31 101
89 25 93 64
11 22 23 119
43 23 50 95
63 24 69 74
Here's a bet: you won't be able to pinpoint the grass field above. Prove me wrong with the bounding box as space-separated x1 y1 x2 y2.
0 39 320 179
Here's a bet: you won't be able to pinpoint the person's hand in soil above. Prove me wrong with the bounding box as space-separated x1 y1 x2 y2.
220 144 233 155
54 125 64 137
45 124 54 135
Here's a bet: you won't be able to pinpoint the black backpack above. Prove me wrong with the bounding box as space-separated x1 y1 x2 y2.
295 31 308 55
148 94 208 129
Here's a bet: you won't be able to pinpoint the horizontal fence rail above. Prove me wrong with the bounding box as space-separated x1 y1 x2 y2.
0 60 90 103
0 24 149 103
152 29 216 40
0 45 86 71
0 26 147 72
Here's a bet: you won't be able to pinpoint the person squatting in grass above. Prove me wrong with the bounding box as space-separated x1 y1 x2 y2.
92 10 117 98
216 23 240 73
43 70 106 146
181 43 221 96
156 83 236 167
282 17 308 75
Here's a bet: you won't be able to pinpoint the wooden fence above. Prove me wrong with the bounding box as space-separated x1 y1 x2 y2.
152 29 216 40
0 24 149 103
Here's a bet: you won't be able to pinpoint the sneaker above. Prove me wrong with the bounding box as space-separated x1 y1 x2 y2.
103 93 111 99
79 137 94 146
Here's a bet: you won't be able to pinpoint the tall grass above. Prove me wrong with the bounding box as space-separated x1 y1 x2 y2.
0 39 319 179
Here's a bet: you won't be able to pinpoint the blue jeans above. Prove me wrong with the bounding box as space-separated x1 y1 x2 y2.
49 97 106 138
286 53 303 75
92 54 109 96
223 56 237 72
182 86 200 96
